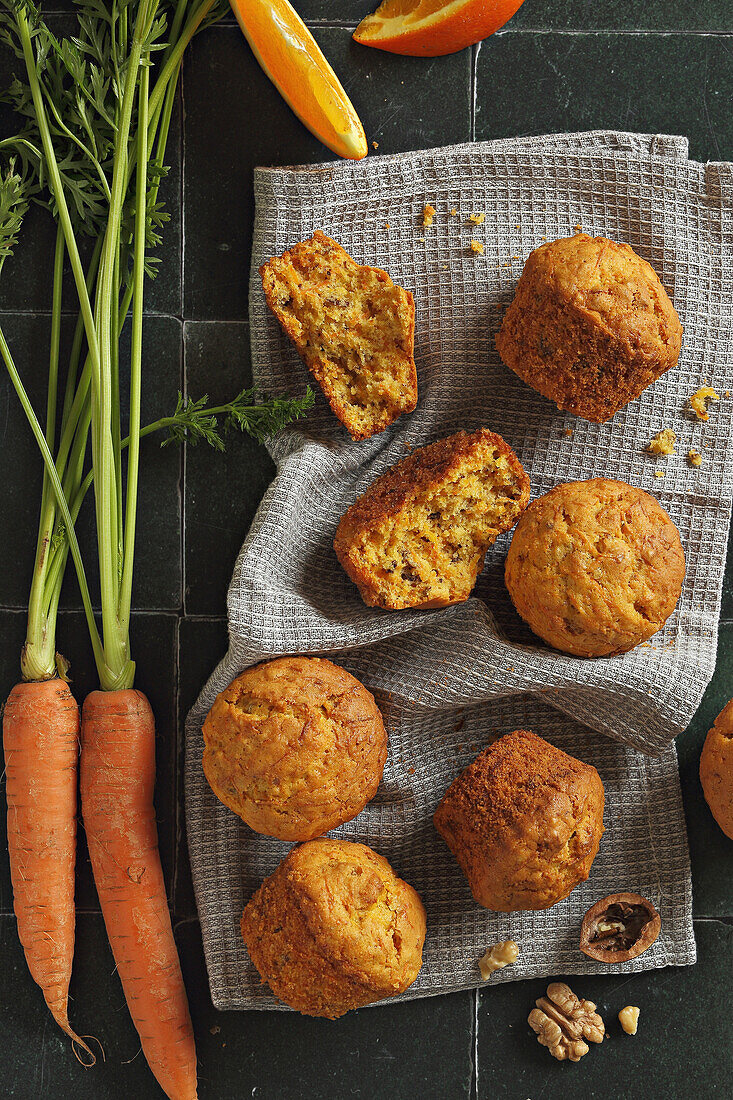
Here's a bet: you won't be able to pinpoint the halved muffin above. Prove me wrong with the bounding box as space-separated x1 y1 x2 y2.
260 231 417 440
334 428 530 609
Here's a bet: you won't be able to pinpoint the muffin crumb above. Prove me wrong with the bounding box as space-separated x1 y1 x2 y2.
687 449 703 467
654 469 665 478
423 203 436 228
470 240 484 255
647 428 676 456
469 212 485 225
688 385 720 420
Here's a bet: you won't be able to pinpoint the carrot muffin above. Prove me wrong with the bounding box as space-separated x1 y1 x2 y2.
496 234 683 422
700 698 733 839
241 838 426 1018
434 730 605 912
202 657 387 841
260 231 417 440
334 428 530 610
504 479 685 657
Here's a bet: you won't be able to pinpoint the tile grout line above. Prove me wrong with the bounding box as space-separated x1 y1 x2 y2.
173 58 188 921
472 988 479 1100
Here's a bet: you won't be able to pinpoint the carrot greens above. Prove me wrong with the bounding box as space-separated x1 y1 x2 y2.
0 0 312 685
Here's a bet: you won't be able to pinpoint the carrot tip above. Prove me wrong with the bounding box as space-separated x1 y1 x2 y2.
70 1031 102 1067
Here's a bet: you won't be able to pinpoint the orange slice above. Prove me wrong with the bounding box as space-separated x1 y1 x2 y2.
230 0 367 160
353 0 526 57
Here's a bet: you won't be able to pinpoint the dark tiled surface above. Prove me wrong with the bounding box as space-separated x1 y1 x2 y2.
1 1 732 1097
476 919 733 1098
183 322 274 615
475 31 733 162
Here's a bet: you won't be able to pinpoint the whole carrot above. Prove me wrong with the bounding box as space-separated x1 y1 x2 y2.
80 689 196 1100
3 679 91 1056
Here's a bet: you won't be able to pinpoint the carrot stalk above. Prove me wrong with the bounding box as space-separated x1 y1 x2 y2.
3 679 92 1059
80 690 196 1100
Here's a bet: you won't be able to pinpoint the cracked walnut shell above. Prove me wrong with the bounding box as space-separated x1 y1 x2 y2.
528 982 605 1061
579 892 661 962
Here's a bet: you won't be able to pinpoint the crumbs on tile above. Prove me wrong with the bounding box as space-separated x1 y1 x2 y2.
470 240 484 255
687 449 703 467
450 207 458 216
422 203 436 228
469 212 485 225
654 469 666 478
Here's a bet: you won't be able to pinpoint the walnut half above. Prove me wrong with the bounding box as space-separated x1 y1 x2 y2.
478 939 518 979
579 892 661 963
528 982 605 1062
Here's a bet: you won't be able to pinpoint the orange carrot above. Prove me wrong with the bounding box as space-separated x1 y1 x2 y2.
3 679 90 1055
80 689 196 1100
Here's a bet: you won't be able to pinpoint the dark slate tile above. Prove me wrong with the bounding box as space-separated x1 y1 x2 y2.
183 322 274 615
0 18 182 316
0 313 182 611
212 0 733 32
476 919 732 1098
510 0 733 31
0 610 178 914
475 32 733 164
182 25 471 320
178 919 475 1100
677 622 733 918
175 615 228 920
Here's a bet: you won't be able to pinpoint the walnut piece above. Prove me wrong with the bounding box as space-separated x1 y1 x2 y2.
618 1006 640 1035
422 204 436 228
478 939 519 979
528 982 605 1062
647 428 676 456
579 892 661 963
688 386 720 421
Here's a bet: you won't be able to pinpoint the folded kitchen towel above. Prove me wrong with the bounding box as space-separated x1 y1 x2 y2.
186 131 733 1009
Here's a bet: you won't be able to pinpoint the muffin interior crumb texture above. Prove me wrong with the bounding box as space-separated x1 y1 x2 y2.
335 429 530 610
260 230 416 440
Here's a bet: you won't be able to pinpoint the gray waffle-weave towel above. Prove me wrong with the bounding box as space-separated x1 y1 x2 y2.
186 131 733 1009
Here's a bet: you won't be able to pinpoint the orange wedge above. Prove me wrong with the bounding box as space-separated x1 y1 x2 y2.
353 0 526 57
230 0 367 160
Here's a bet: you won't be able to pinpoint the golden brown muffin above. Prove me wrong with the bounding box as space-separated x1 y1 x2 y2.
434 730 605 912
241 838 426 1018
260 231 417 440
495 234 683 422
505 478 685 657
700 698 733 840
334 428 530 610
202 657 387 841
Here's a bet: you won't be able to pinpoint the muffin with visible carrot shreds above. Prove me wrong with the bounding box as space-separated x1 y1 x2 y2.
260 231 416 440
335 427 530 609
202 656 387 841
241 838 426 1018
